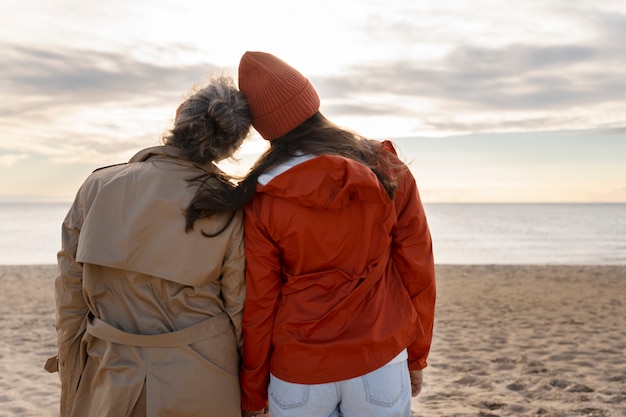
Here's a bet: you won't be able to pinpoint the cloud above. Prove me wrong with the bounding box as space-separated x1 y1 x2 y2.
325 43 622 108
418 116 588 134
322 101 417 118
0 43 232 162
0 153 29 167
597 127 626 136
309 35 626 135
585 10 626 43
0 43 224 105
444 44 596 72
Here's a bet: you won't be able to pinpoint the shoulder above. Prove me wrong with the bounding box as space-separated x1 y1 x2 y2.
92 162 127 173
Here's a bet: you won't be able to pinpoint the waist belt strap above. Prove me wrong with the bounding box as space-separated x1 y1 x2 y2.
86 313 230 347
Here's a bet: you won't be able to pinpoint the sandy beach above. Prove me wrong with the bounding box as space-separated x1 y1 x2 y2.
1 264 624 417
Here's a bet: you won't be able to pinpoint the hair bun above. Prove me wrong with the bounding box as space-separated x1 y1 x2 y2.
170 76 251 163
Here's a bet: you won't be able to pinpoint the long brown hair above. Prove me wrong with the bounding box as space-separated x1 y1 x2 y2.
184 112 406 225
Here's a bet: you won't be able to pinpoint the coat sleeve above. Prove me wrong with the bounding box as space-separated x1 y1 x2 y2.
55 186 90 417
219 210 246 353
384 141 436 371
239 198 282 411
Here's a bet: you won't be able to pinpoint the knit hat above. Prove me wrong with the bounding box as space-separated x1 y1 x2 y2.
238 51 320 140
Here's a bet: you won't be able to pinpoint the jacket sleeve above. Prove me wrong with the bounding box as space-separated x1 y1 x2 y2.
386 142 436 371
55 187 89 416
219 210 246 353
239 198 282 411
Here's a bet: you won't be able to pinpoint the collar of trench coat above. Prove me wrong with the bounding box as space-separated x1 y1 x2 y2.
74 145 243 287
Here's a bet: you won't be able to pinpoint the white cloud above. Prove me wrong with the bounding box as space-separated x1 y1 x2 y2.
0 154 29 167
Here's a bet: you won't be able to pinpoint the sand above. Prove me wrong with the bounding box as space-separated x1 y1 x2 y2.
1 264 625 417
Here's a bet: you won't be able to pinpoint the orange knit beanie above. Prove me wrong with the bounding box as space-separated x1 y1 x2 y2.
238 51 320 140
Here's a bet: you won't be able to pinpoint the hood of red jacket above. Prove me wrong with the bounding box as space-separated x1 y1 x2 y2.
256 154 390 211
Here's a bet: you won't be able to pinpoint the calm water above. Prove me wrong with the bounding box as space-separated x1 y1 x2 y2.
0 202 625 265
424 203 626 265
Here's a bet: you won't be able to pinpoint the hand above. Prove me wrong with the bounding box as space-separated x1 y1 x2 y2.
409 369 423 397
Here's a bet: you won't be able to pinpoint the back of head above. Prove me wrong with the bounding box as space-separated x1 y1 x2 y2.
238 51 320 141
167 76 251 164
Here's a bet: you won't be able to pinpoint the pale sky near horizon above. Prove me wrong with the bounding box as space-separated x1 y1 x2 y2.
1 0 625 203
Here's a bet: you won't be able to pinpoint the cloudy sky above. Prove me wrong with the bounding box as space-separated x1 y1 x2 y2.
1 0 625 203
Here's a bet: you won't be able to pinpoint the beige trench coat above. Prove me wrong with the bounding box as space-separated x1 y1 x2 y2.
49 145 245 417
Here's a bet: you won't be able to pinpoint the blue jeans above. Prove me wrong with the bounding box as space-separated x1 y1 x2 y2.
268 360 411 417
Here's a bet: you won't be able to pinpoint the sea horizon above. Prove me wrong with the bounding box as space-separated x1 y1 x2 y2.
1 201 625 266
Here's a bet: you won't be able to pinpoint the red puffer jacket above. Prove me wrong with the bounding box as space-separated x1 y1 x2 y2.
240 141 436 410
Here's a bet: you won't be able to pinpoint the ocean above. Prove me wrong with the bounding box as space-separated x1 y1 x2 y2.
0 202 625 266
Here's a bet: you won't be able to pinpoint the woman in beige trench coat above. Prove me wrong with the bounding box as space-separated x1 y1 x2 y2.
48 76 252 417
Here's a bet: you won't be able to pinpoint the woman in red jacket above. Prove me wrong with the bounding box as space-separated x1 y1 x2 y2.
197 51 436 417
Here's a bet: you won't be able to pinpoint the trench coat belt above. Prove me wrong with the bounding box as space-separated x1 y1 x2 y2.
86 313 231 347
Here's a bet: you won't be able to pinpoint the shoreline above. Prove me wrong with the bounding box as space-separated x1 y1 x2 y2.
1 264 624 417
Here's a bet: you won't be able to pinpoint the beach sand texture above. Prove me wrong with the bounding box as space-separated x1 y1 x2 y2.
1 264 625 417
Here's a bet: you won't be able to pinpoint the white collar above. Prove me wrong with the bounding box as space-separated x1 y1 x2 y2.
258 154 315 186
